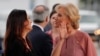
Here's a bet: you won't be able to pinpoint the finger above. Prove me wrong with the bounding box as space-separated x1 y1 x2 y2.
61 22 67 29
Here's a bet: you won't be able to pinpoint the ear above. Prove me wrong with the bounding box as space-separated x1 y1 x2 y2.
45 16 49 22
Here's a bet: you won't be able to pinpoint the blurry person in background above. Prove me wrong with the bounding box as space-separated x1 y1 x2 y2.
94 29 100 47
28 5 52 56
3 9 34 56
46 11 61 48
50 3 97 56
94 29 100 35
46 4 67 48
45 3 60 32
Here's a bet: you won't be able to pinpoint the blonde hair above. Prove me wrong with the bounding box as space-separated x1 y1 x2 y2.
55 4 66 14
65 3 80 29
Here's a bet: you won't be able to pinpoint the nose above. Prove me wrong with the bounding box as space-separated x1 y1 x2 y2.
54 17 58 20
31 22 33 26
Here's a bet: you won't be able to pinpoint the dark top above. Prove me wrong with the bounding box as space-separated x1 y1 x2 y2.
28 25 53 56
4 38 34 56
44 22 51 32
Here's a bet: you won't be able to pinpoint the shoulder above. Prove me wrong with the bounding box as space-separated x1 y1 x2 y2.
28 29 43 38
76 30 90 37
7 38 22 46
36 31 52 43
41 31 52 41
29 30 52 40
5 40 27 56
46 30 52 35
6 38 24 52
75 30 91 41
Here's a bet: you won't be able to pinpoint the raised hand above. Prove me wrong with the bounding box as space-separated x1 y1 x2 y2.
57 13 68 39
59 20 68 39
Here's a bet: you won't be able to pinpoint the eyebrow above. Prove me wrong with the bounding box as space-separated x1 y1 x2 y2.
58 13 62 17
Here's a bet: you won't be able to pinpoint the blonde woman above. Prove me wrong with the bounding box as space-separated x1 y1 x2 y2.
51 3 97 56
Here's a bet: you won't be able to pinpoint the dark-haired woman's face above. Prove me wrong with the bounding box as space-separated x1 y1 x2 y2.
50 13 58 28
24 16 32 31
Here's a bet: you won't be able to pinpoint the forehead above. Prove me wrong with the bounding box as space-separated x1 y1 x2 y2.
52 13 58 17
56 5 66 9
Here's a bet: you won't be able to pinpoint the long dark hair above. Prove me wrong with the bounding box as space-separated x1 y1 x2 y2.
4 9 32 55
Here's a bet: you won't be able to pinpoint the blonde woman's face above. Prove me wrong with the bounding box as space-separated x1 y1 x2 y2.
58 13 70 24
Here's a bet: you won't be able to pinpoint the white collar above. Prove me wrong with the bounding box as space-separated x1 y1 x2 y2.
33 23 44 32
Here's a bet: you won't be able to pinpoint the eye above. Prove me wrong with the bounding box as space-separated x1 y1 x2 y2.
58 14 62 17
52 17 55 19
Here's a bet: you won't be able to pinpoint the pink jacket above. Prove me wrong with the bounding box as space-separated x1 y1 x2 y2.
47 30 97 56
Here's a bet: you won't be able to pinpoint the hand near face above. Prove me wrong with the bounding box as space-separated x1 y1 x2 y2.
56 14 69 39
59 21 68 40
55 14 67 27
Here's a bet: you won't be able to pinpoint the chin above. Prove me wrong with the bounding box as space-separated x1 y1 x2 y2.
27 28 32 32
29 28 32 31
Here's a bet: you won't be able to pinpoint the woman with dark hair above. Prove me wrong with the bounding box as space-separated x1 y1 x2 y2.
47 11 60 48
47 10 67 56
3 9 33 56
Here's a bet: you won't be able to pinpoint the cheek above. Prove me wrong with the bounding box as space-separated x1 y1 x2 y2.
51 19 56 23
29 22 33 29
66 19 71 24
50 20 53 25
50 19 53 22
26 22 32 30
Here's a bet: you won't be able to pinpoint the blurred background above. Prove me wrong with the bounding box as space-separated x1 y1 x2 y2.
0 0 100 56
